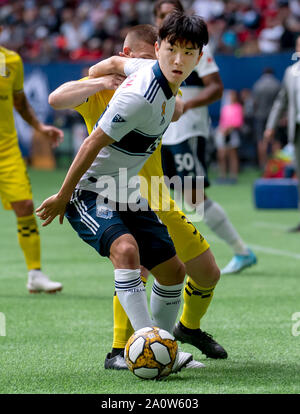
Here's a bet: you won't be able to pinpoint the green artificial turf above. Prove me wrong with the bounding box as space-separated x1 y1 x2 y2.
0 167 300 394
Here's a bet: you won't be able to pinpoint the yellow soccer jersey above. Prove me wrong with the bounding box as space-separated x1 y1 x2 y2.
74 81 209 263
0 46 24 154
74 77 114 135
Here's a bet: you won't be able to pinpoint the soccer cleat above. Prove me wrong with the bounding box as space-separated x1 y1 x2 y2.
185 359 205 369
104 352 128 370
288 223 300 233
173 322 228 359
171 350 193 373
27 270 63 294
221 249 257 275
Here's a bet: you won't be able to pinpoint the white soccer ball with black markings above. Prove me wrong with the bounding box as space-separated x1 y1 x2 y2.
125 326 178 380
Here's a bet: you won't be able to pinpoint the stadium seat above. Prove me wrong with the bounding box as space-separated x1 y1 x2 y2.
253 178 299 209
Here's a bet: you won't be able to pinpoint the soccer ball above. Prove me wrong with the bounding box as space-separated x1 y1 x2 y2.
125 326 178 380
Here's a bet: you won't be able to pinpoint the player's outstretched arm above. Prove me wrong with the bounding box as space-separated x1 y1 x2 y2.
89 56 129 78
13 90 64 147
183 72 223 112
48 74 125 110
36 128 115 226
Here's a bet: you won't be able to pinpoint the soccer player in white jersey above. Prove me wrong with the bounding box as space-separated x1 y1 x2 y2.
153 0 257 276
36 12 209 372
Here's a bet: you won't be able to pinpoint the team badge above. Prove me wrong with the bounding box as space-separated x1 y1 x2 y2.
96 205 113 219
160 101 166 125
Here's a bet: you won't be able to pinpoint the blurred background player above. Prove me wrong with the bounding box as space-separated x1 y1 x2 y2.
264 34 300 233
153 0 257 276
53 23 227 368
215 89 244 183
0 22 63 293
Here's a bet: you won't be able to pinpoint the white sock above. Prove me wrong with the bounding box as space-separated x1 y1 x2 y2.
150 280 183 334
114 268 153 331
201 199 248 255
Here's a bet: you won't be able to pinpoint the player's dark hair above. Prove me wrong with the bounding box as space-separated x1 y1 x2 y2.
126 24 158 46
158 11 208 52
153 0 184 17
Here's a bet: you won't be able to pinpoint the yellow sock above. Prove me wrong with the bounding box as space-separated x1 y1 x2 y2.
180 277 215 330
112 294 134 349
112 274 147 349
17 215 41 271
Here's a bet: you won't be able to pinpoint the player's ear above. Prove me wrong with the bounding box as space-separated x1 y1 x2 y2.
154 41 160 59
123 46 132 57
196 50 203 65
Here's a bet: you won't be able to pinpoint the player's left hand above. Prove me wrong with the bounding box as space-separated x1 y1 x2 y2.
37 124 64 147
36 194 67 226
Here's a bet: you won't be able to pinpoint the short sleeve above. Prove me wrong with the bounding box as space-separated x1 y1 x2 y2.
13 53 24 92
124 58 156 77
195 45 219 78
98 92 152 142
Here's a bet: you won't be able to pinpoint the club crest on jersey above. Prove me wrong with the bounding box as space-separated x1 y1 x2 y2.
112 113 125 123
160 101 166 125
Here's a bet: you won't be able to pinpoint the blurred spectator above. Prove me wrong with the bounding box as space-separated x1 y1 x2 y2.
258 10 284 53
215 90 244 184
1 0 300 61
252 67 281 167
240 88 255 150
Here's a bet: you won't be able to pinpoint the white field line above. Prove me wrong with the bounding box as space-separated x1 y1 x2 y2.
252 221 294 231
205 234 300 260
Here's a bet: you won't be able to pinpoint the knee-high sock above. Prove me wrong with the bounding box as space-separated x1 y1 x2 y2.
150 280 183 334
112 276 148 349
201 199 248 255
17 215 41 271
114 269 152 331
180 277 215 330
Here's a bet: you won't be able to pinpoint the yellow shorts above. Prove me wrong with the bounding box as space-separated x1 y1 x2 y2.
157 208 210 264
0 146 33 210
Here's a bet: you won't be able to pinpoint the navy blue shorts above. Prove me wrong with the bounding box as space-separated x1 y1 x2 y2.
161 136 210 188
65 189 176 270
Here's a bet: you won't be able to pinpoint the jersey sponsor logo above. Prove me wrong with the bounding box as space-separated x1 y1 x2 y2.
112 113 126 123
110 130 161 156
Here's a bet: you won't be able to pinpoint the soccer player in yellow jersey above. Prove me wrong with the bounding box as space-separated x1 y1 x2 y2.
48 24 227 367
0 24 63 293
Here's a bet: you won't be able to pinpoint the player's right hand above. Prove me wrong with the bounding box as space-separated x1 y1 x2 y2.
36 194 67 226
263 128 275 142
100 74 126 90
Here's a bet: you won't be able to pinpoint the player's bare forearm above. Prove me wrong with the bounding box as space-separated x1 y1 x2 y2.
13 91 43 130
89 56 128 78
49 75 124 109
183 72 223 112
58 129 115 201
36 128 115 226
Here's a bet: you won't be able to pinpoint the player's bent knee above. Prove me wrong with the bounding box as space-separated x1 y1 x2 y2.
152 256 185 286
210 264 221 285
11 199 34 217
110 235 140 269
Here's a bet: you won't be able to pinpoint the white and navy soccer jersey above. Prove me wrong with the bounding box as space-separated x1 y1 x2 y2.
77 59 175 203
162 45 219 145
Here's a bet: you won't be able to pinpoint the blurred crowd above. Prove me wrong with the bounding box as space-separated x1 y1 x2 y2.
1 0 300 62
